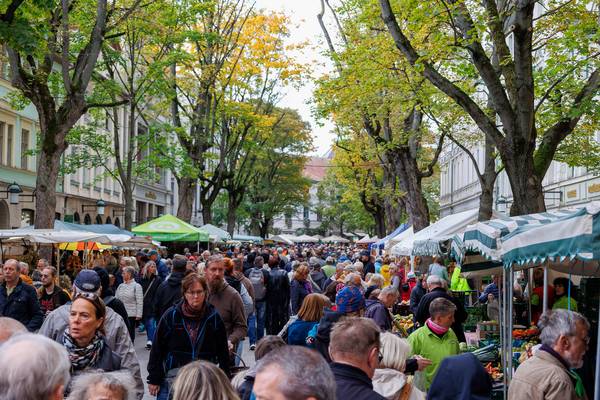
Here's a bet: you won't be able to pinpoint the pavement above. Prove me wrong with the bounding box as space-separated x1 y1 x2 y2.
134 328 256 399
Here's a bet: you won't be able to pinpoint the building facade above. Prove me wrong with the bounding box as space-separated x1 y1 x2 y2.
0 64 173 230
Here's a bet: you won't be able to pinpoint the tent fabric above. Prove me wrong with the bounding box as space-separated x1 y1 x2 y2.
500 202 600 275
295 234 318 243
387 227 414 250
199 224 231 242
322 235 350 243
462 208 576 262
391 208 480 256
270 234 295 245
357 235 378 244
232 234 263 243
132 214 209 242
370 224 410 250
0 230 130 244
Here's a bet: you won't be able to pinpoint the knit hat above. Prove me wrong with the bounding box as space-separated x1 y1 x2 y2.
335 286 365 314
74 269 101 292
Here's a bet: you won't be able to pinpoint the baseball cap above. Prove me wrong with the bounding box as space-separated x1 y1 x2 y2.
74 269 101 292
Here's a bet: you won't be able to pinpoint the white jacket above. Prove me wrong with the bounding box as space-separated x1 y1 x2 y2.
372 368 426 400
115 280 143 319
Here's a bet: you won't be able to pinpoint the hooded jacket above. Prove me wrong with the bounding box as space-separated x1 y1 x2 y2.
153 271 185 321
314 309 344 363
147 301 230 385
428 353 492 400
372 368 426 400
364 299 392 332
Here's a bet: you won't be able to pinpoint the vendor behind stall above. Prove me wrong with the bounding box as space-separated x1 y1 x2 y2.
553 277 578 312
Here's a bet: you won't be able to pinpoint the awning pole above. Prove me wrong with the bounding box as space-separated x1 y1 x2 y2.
594 281 600 400
508 266 514 384
543 262 549 314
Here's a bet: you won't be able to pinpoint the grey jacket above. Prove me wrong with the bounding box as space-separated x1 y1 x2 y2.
39 302 144 398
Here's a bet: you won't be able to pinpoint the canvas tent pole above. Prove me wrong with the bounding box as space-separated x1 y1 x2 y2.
595 285 600 400
543 261 549 313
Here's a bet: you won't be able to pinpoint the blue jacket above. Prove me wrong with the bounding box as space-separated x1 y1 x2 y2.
428 353 492 400
156 257 169 281
364 299 392 331
290 279 310 315
287 319 318 346
147 301 230 385
0 279 43 331
478 283 499 303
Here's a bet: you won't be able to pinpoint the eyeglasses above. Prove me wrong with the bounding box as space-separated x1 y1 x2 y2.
185 290 205 298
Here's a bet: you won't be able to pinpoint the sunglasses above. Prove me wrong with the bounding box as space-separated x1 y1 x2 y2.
74 292 99 300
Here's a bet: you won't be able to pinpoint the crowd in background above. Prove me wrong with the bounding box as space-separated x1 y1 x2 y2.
0 243 592 400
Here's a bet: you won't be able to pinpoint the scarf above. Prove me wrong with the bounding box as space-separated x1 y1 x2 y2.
426 318 449 336
63 329 104 371
181 301 204 345
302 280 313 294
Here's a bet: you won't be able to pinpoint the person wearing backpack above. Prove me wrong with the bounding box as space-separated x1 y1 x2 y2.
245 256 269 350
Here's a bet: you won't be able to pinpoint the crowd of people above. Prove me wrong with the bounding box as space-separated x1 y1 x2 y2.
0 244 593 400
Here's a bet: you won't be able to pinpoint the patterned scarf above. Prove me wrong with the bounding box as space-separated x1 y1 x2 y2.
181 301 205 345
63 329 104 371
426 318 449 336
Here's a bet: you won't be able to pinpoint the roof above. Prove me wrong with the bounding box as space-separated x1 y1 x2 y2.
303 157 329 182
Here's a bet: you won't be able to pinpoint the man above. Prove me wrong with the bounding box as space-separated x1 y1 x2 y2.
93 266 130 326
329 317 386 399
310 257 328 291
478 275 500 303
38 266 70 316
265 256 290 335
365 286 398 331
410 273 427 316
428 256 449 283
254 345 336 400
39 269 144 398
360 251 375 275
19 261 34 285
322 256 336 278
206 255 248 353
0 259 43 331
65 250 82 279
0 333 71 400
149 249 169 280
246 255 269 349
153 257 187 321
102 249 119 274
530 268 555 323
0 316 26 343
509 310 590 400
36 258 49 273
416 275 467 342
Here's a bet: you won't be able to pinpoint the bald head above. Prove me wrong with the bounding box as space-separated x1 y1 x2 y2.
0 317 27 343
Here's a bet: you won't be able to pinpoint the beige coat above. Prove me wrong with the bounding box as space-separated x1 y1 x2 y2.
508 349 587 400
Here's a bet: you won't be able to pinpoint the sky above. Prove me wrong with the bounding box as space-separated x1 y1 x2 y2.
254 0 335 157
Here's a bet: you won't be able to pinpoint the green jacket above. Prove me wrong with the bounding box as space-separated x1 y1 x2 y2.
408 325 460 391
450 266 471 292
553 296 578 312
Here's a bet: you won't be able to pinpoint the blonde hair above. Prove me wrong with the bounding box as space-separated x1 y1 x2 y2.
171 361 239 400
294 264 309 281
297 294 331 322
379 332 411 371
367 274 384 288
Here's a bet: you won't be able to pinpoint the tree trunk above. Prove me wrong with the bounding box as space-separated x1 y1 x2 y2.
226 194 237 235
176 177 195 223
201 203 212 225
374 211 386 238
392 152 430 232
504 151 546 215
123 185 134 230
478 135 497 221
259 217 271 238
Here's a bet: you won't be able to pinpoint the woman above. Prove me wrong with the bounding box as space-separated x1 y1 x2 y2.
287 293 330 346
408 297 460 391
115 266 143 343
290 264 312 315
147 273 230 400
171 361 239 400
365 274 385 299
372 332 426 400
67 371 135 400
141 261 162 349
552 277 578 311
62 294 121 377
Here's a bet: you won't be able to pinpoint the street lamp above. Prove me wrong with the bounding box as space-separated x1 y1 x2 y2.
82 199 106 216
1 182 24 205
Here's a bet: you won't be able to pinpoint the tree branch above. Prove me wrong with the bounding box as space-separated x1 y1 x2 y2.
85 99 129 111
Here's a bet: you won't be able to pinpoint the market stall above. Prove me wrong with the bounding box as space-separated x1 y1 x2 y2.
198 223 231 243
322 234 350 244
132 214 209 252
370 223 409 252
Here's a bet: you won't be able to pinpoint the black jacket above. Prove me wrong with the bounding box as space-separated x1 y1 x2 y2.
147 301 230 385
410 281 426 316
330 362 386 400
0 279 43 331
153 271 185 320
364 299 392 331
314 309 344 363
290 279 310 315
141 275 163 319
415 287 468 342
265 267 290 335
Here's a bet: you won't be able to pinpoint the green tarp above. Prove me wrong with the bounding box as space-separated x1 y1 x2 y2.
132 214 209 242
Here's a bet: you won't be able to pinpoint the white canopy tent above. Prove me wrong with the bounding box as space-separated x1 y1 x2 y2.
390 208 481 256
357 235 378 244
295 234 319 243
386 227 414 250
270 234 295 245
322 235 350 243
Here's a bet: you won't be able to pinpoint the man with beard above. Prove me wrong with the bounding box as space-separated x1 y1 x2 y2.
509 310 590 400
38 266 70 317
206 255 247 355
265 256 290 335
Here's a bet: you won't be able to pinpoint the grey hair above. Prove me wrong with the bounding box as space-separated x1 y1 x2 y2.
67 371 136 400
256 345 336 400
0 333 70 400
367 273 384 287
207 254 224 268
379 286 399 298
539 309 590 347
0 317 27 343
37 258 49 268
429 297 457 318
344 272 361 286
19 261 30 273
426 274 444 288
123 266 136 277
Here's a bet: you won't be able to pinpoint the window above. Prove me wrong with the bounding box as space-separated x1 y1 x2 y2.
114 217 120 227
303 206 310 220
21 129 29 170
20 209 34 227
73 212 81 224
105 216 112 224
84 214 92 225
7 124 13 166
285 213 292 229
95 215 103 224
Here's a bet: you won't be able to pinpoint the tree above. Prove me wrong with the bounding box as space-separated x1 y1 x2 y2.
2 0 142 230
379 0 599 215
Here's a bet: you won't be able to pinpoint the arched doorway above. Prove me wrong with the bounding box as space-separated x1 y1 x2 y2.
0 200 9 229
95 215 103 224
114 217 120 227
73 212 80 224
105 216 112 224
84 214 92 225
